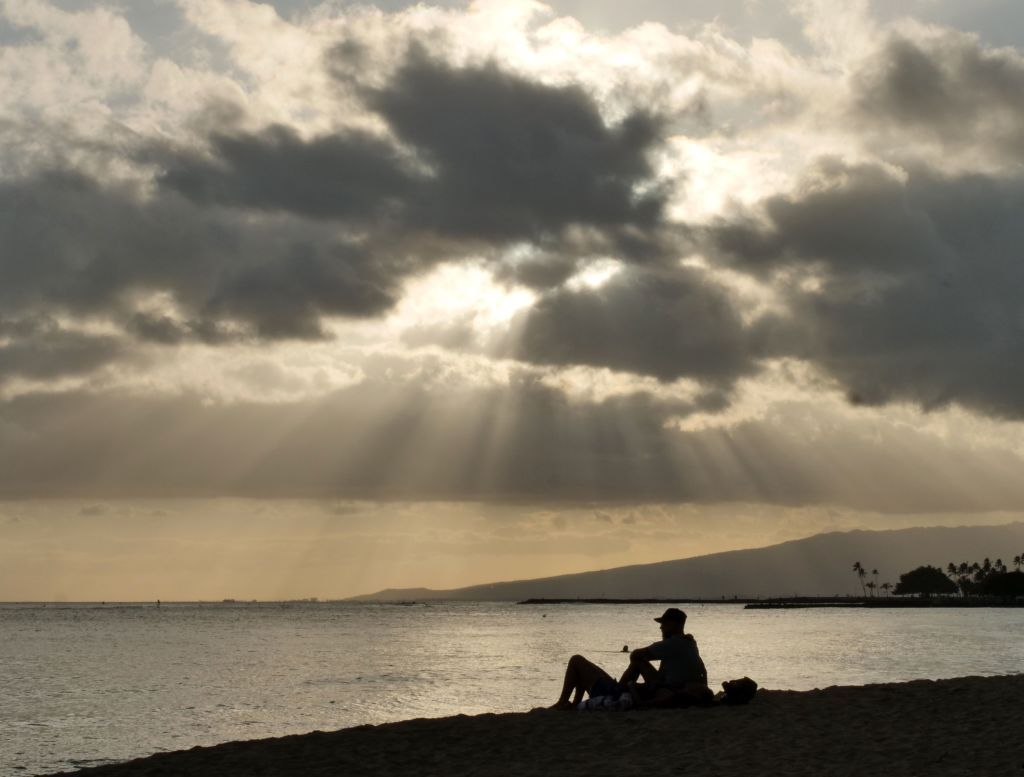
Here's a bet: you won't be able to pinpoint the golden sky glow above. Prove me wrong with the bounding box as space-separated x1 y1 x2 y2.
4 499 1021 601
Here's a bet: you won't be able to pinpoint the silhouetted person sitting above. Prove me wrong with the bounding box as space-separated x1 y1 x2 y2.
551 607 707 710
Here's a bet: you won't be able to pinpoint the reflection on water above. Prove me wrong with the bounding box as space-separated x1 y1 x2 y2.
3 601 1023 776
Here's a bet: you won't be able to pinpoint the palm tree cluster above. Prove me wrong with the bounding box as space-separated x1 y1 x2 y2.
851 562 888 597
945 558 1014 596
852 556 1024 599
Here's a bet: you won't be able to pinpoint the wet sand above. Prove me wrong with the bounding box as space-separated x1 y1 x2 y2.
49 674 1024 776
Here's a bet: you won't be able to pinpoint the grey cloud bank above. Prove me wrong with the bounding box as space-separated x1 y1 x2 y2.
712 159 1024 418
511 265 757 385
855 32 1024 159
3 378 1024 511
3 47 669 345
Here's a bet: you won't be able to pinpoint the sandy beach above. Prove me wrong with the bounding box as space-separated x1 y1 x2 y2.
48 674 1024 777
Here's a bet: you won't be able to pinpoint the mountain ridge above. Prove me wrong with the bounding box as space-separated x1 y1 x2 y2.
348 521 1024 601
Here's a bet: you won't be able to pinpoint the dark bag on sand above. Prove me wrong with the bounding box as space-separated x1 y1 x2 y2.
719 677 758 705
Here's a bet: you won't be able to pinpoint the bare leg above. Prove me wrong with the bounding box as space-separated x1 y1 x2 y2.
552 655 613 709
618 657 659 686
618 657 665 707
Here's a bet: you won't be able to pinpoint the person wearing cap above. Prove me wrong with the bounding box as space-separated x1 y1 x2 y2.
550 607 707 710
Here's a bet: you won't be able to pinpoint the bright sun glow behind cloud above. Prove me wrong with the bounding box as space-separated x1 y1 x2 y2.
388 263 537 335
564 258 623 291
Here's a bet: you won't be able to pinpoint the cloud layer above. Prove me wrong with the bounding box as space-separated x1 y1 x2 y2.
2 0 1024 505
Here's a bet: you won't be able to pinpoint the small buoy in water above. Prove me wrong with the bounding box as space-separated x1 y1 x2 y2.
621 645 629 652
542 614 547 617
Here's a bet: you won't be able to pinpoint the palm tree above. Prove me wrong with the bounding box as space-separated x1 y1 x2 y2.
852 561 867 597
865 580 877 597
953 562 971 596
947 562 966 596
880 582 892 597
1014 554 1021 571
872 568 879 592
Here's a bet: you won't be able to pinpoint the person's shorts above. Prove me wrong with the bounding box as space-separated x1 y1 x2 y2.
590 677 622 698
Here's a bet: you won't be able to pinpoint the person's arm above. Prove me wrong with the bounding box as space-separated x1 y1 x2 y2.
619 641 668 686
632 638 670 664
629 646 655 663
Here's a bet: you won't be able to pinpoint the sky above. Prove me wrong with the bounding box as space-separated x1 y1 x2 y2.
3 0 1024 600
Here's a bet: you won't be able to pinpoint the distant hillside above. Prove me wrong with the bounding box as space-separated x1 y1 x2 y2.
349 522 1024 601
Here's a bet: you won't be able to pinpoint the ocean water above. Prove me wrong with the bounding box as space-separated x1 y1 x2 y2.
3 601 1023 776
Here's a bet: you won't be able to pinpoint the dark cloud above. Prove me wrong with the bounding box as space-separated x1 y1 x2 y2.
0 314 58 339
712 160 956 276
854 33 1024 157
710 159 1024 418
511 265 758 385
0 316 126 383
202 241 396 339
124 313 193 345
1 50 674 362
159 48 669 252
492 252 581 290
483 147 1024 418
366 49 667 247
123 312 241 346
156 123 417 221
0 170 401 340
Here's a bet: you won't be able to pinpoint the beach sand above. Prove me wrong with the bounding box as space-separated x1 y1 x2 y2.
50 674 1024 776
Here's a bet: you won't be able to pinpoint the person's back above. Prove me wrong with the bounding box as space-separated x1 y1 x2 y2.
647 632 706 689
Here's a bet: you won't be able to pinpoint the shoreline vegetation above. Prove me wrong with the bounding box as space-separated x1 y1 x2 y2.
517 597 1024 607
48 674 1024 777
515 556 1024 608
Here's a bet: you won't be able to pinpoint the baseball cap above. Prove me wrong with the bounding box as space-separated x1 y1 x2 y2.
654 607 686 623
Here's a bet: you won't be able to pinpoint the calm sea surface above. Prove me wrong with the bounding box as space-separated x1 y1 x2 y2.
3 601 1023 776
